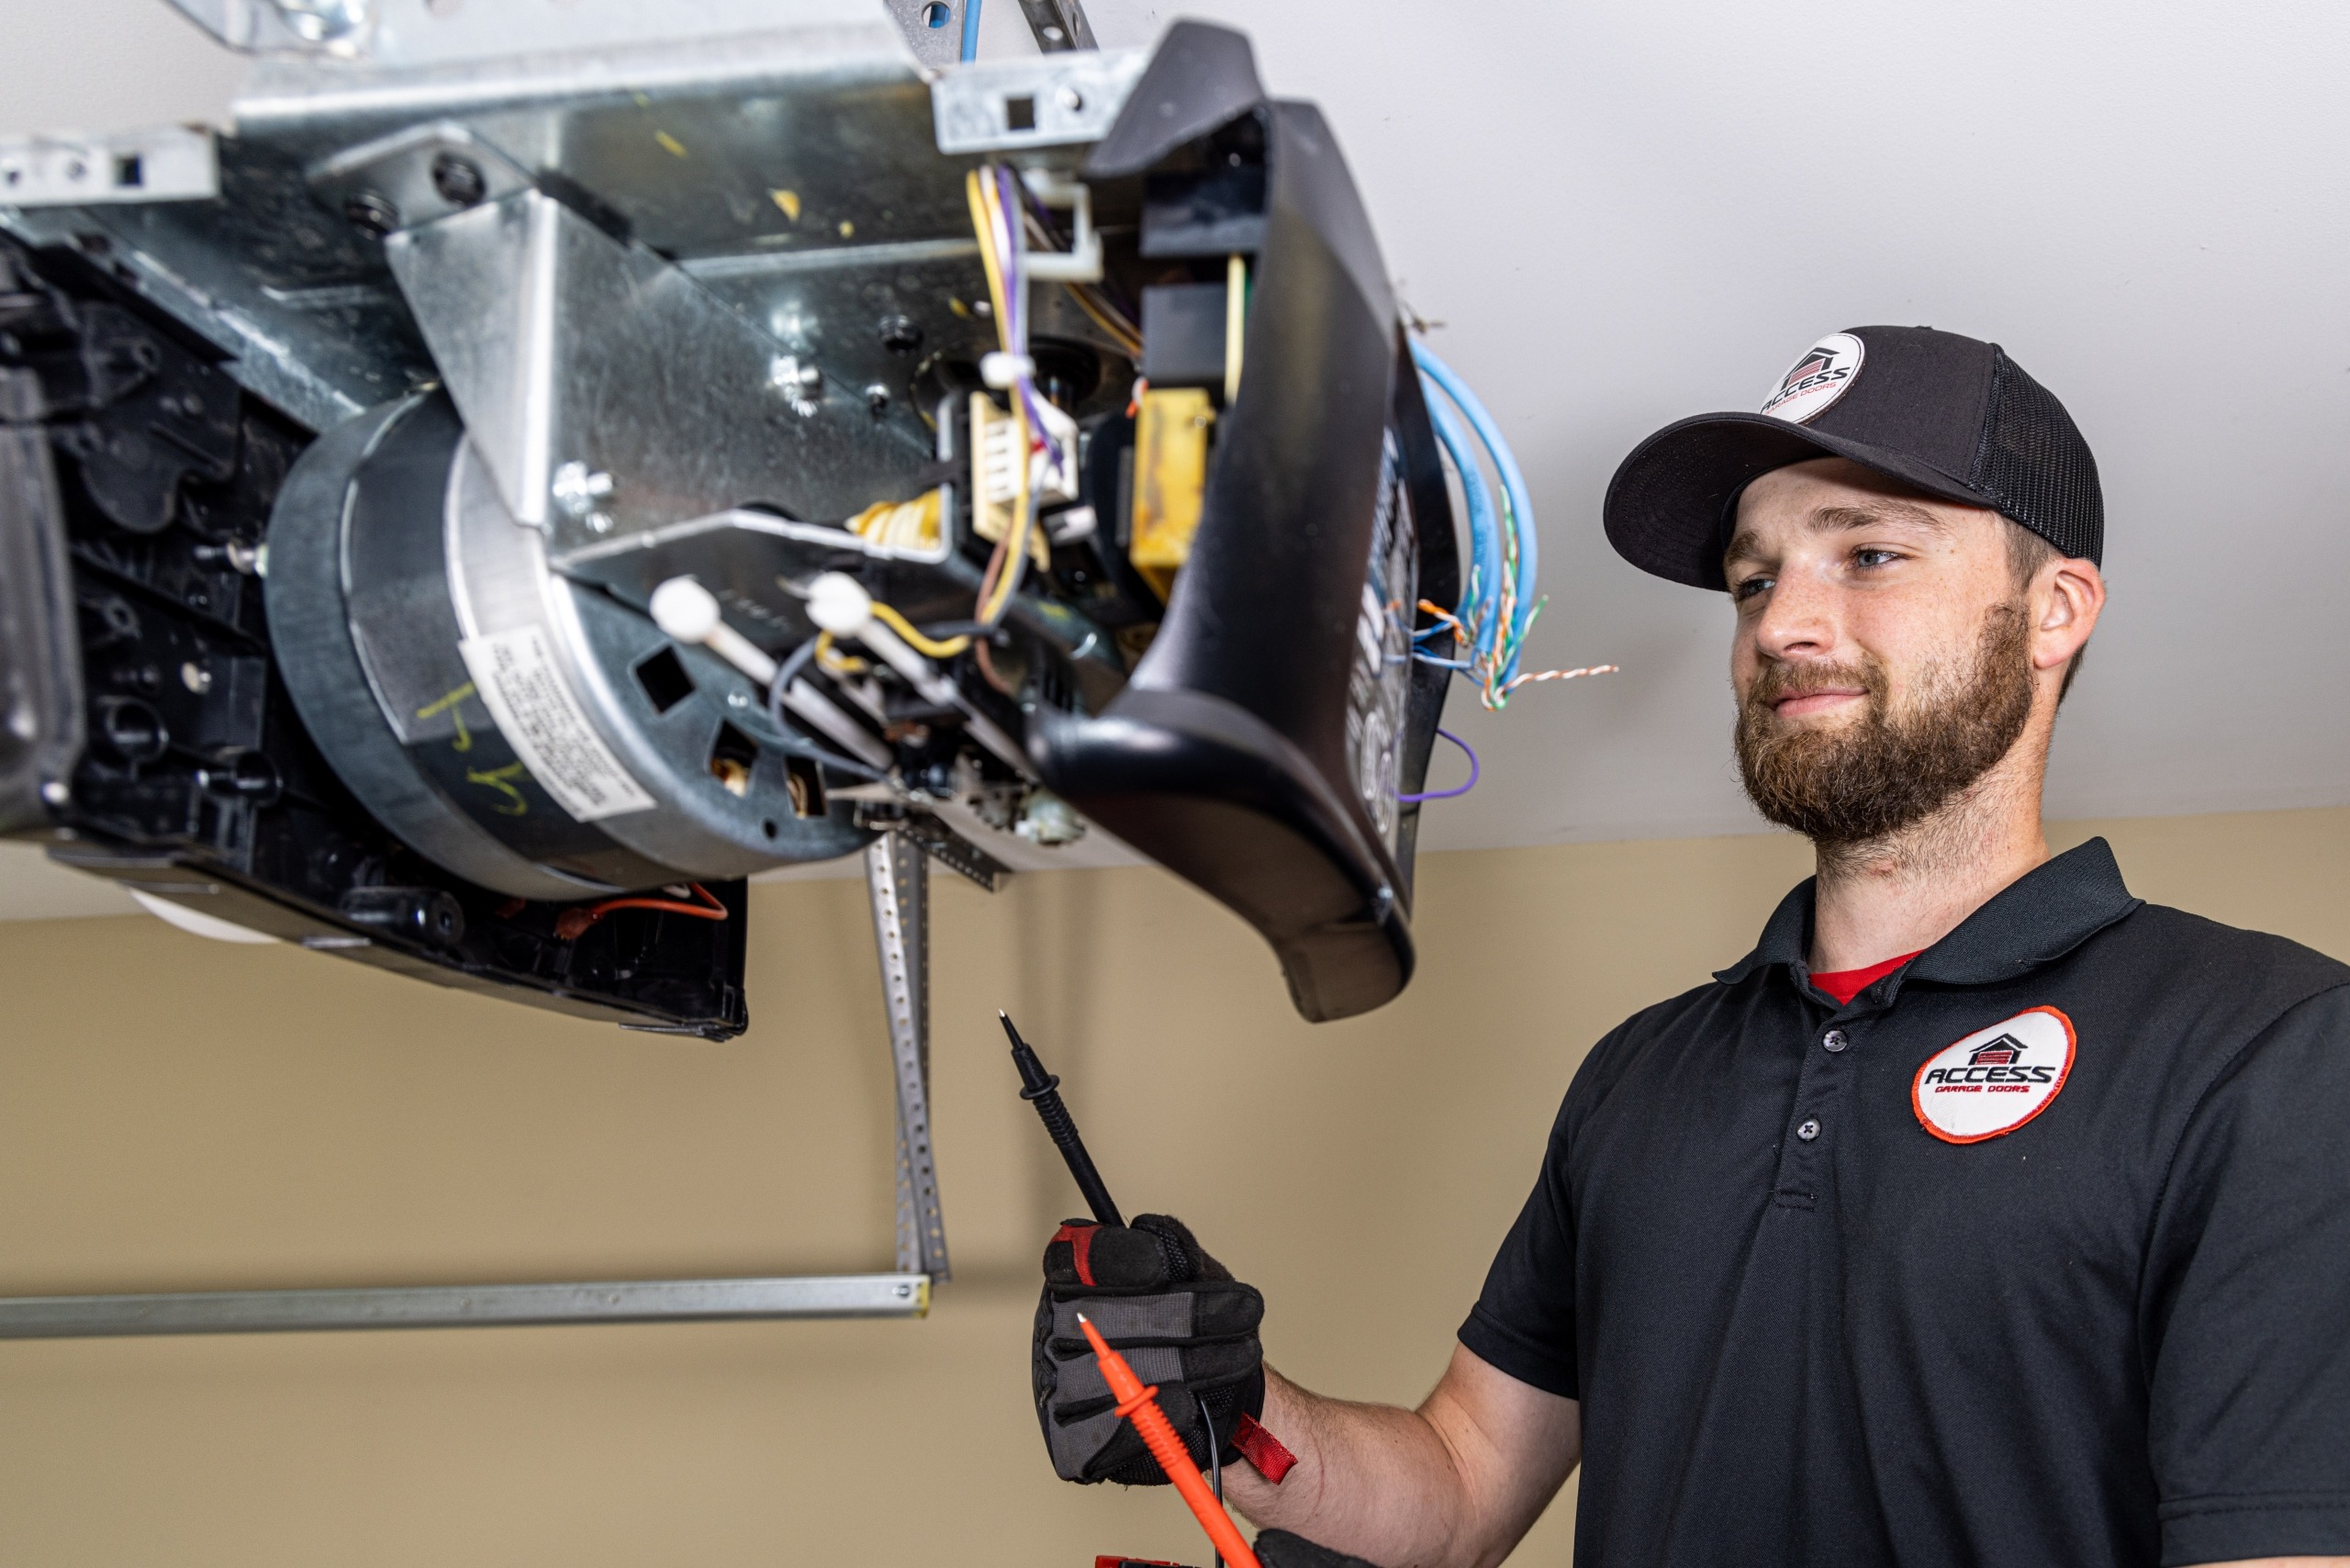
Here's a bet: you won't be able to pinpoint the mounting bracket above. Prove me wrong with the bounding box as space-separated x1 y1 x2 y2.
0 838 952 1338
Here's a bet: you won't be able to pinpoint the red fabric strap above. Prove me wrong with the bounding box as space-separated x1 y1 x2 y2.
1052 1223 1099 1286
1232 1412 1297 1484
1812 949 1925 1006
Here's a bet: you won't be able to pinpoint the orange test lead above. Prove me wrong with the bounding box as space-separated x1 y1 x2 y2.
1076 1313 1265 1568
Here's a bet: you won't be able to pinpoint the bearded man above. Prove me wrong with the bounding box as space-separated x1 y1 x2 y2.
1030 327 2350 1568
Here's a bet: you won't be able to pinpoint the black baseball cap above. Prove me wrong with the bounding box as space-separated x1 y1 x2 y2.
1604 325 2103 589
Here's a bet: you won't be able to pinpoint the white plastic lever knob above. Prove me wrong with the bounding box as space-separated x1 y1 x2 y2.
649 576 722 643
805 572 874 635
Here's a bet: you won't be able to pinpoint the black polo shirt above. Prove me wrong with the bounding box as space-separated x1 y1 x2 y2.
1460 839 2350 1568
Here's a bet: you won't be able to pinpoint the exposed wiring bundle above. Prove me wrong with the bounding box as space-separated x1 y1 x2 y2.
1409 341 1617 714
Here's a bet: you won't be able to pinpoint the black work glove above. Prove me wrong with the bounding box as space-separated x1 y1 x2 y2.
1254 1531 1384 1568
1033 1213 1266 1485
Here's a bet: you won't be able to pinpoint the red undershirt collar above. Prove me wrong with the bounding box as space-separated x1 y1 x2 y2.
1810 950 1925 1006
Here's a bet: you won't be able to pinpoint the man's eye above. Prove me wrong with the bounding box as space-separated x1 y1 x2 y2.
1733 575 1773 601
1852 548 1900 569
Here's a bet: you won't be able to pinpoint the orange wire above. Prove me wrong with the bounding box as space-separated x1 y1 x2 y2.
554 882 728 942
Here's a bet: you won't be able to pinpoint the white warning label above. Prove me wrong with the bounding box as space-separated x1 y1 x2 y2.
457 626 655 823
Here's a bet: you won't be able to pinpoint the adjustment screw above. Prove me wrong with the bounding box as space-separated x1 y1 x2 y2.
1796 1118 1822 1142
430 151 487 208
342 190 400 237
1822 1029 1849 1053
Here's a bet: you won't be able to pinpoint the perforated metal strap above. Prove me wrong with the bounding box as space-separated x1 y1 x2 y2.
867 833 950 1280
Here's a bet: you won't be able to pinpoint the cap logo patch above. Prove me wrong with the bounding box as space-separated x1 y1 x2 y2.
1761 331 1864 424
1912 1005 2075 1144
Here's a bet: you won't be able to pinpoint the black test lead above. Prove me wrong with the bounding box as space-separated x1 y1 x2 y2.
1000 1009 1125 1228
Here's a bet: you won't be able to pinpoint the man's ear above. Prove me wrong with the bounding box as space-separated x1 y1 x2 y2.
2032 557 2105 674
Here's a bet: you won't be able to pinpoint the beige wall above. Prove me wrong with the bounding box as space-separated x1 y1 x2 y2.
1 808 2344 1568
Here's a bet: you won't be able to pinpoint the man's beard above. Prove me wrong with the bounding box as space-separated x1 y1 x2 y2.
1734 607 2035 848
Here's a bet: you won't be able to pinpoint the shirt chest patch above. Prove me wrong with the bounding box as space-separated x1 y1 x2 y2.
1911 1005 2076 1144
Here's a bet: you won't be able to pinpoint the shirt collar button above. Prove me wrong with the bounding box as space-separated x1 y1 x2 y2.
1822 1029 1850 1052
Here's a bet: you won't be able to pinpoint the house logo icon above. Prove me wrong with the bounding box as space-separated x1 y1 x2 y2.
1968 1034 2027 1067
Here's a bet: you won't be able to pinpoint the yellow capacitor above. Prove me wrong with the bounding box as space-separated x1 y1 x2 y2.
1129 386 1215 600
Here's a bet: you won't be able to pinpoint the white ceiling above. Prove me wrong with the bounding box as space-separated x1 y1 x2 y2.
4 0 2344 920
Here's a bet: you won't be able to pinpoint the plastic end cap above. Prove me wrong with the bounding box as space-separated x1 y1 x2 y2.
979 351 1035 389
806 571 874 635
649 576 722 644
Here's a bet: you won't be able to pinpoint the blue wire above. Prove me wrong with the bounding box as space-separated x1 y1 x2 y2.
1417 375 1502 672
960 0 982 61
1412 342 1539 683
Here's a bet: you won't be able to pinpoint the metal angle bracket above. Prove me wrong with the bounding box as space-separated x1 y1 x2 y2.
930 50 1145 154
866 832 951 1279
306 120 532 237
380 186 923 552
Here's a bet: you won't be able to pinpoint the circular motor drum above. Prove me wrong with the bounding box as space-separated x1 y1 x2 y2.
266 394 867 901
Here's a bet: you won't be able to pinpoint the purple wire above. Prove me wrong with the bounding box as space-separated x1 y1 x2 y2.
991 164 1066 471
1397 728 1479 802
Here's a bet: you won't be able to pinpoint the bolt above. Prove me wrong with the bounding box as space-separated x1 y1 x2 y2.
180 661 211 694
276 0 370 42
770 355 822 416
865 383 891 416
1056 85 1085 112
430 151 487 207
342 190 400 237
39 780 67 805
551 460 615 519
878 314 923 355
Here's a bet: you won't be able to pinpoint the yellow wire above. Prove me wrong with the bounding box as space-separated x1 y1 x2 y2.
813 631 868 675
979 395 1033 625
965 169 1012 345
1068 284 1143 355
964 164 1042 627
868 599 971 658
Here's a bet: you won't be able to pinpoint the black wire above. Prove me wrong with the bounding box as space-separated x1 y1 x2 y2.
763 642 889 782
1196 1390 1224 1568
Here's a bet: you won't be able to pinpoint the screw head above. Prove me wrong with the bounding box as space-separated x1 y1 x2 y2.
864 383 891 416
878 314 923 355
342 190 400 237
430 151 487 207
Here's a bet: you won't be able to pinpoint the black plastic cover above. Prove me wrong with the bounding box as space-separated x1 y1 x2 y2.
1043 26 1457 1022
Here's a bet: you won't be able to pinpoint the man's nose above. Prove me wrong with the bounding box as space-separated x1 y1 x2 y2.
1751 560 1841 660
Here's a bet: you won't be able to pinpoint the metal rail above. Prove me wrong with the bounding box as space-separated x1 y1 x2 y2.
0 830 958 1339
0 1274 928 1339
